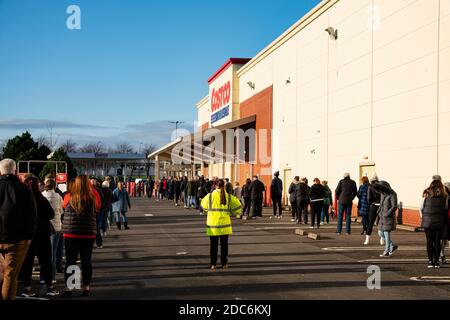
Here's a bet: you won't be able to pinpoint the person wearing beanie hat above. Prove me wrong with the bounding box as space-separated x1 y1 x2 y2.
374 181 399 257
365 173 383 245
370 173 379 184
270 171 283 219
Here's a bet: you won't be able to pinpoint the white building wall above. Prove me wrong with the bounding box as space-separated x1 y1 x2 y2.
235 0 448 208
439 0 450 182
372 0 440 206
327 0 373 192
197 96 210 127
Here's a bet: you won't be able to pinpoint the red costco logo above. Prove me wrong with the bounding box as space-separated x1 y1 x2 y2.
211 81 231 113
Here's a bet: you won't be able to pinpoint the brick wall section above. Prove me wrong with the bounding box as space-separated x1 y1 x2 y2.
239 86 273 201
200 122 209 132
346 204 421 227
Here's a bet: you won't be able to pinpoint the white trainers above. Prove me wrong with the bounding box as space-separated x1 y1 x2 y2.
290 218 295 222
364 235 370 246
320 222 324 226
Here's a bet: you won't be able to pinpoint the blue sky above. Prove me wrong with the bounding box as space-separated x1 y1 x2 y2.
0 0 320 150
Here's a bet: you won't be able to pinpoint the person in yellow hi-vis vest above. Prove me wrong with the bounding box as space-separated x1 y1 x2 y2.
201 179 242 270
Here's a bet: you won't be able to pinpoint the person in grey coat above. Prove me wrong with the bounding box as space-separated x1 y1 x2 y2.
374 181 398 257
112 181 131 230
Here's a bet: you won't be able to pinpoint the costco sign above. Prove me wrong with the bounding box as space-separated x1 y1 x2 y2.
211 80 231 124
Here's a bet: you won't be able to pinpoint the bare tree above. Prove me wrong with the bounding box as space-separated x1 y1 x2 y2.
143 144 157 178
143 144 157 156
59 139 78 153
36 136 50 148
79 141 104 154
46 123 59 151
113 143 135 154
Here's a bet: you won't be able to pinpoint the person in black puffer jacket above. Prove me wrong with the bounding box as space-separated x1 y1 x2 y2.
296 178 310 225
20 175 58 297
0 159 37 301
309 178 325 229
364 173 382 245
420 178 449 268
288 177 300 222
270 172 283 219
62 175 99 297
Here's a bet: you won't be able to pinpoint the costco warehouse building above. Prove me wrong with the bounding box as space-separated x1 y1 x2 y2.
152 0 450 227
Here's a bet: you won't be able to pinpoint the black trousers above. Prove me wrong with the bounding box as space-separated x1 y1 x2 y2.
243 197 251 215
210 235 229 266
21 235 53 287
251 198 263 217
425 228 442 264
366 204 380 236
310 201 323 228
64 238 95 287
272 195 282 216
290 201 297 218
296 198 309 223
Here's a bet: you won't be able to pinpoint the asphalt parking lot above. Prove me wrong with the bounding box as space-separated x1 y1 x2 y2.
24 198 450 300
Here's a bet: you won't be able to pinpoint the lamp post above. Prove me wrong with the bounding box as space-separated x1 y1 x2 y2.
169 121 185 140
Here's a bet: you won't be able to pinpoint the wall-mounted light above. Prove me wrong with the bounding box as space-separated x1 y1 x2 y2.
247 81 255 90
310 149 316 155
286 77 291 84
325 27 338 40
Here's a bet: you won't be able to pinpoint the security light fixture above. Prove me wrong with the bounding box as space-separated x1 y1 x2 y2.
286 77 291 84
325 27 338 40
247 81 255 90
310 149 316 155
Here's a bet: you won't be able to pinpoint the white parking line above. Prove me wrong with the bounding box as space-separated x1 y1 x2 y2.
322 246 425 251
411 276 450 283
358 258 428 263
16 296 50 301
256 227 301 230
144 214 154 217
176 252 188 255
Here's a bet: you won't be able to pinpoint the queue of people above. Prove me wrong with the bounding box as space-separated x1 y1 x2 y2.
0 158 133 300
1 154 449 299
192 171 449 268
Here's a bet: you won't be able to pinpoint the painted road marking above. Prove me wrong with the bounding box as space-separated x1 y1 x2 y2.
256 227 301 230
176 252 188 255
322 246 425 251
358 259 428 263
145 214 154 217
16 296 50 301
411 276 450 283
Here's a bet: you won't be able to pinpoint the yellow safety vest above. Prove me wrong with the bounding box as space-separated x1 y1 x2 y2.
201 190 242 236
